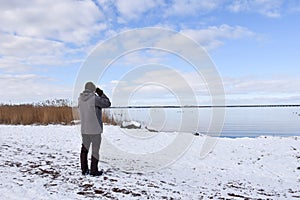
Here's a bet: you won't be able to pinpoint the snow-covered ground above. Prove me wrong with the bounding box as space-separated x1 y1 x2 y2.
0 125 299 199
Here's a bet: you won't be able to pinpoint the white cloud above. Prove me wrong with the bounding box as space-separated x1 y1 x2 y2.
107 69 300 106
0 56 33 73
103 0 293 26
223 76 300 95
227 0 284 18
181 24 256 50
0 0 108 73
115 50 168 67
105 67 211 106
114 0 291 19
0 34 80 70
115 0 164 22
166 0 220 16
165 0 291 19
0 34 65 58
0 74 72 103
0 0 106 45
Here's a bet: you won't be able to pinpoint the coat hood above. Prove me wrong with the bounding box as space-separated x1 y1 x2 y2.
79 90 94 102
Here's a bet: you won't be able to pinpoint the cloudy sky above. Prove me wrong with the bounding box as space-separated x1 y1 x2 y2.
1 0 300 105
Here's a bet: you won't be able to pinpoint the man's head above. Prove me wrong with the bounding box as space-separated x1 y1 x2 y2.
85 82 96 92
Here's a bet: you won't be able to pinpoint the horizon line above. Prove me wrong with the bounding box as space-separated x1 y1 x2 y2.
107 104 300 109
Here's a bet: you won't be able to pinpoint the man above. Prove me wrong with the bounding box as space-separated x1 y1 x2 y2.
78 82 111 176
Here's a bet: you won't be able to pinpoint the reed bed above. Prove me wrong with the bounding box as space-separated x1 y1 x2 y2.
0 104 116 125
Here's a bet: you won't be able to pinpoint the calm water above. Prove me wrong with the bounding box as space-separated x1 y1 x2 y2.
106 107 300 138
221 107 300 137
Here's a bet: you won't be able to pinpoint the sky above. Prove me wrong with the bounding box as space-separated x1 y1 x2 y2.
0 0 300 105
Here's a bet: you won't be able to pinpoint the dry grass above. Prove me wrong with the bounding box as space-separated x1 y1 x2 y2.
103 109 118 126
0 104 116 125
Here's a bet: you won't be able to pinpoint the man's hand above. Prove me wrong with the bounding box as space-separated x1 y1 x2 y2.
95 88 103 96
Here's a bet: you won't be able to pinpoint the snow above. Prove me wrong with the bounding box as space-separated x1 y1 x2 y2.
0 125 299 199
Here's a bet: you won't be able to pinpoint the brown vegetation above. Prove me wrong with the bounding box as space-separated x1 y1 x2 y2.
0 104 116 125
102 109 118 126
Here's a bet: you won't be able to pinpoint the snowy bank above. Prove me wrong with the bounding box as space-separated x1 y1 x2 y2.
0 125 299 199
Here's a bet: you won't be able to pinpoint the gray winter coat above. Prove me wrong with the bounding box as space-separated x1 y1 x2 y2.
78 89 111 135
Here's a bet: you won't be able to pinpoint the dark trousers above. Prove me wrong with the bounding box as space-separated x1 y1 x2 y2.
80 134 101 173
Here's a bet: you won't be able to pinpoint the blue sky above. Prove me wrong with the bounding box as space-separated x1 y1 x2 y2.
0 0 300 105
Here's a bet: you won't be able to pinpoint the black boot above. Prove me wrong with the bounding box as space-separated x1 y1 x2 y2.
80 145 89 175
82 169 90 175
90 156 103 176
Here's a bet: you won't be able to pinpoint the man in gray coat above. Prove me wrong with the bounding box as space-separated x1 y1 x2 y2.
78 82 111 176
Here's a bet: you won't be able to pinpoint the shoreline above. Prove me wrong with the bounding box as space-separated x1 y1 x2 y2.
0 123 299 139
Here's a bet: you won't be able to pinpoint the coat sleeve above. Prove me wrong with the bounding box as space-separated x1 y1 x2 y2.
95 93 111 108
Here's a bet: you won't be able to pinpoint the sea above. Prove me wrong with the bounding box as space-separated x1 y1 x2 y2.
106 106 300 138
